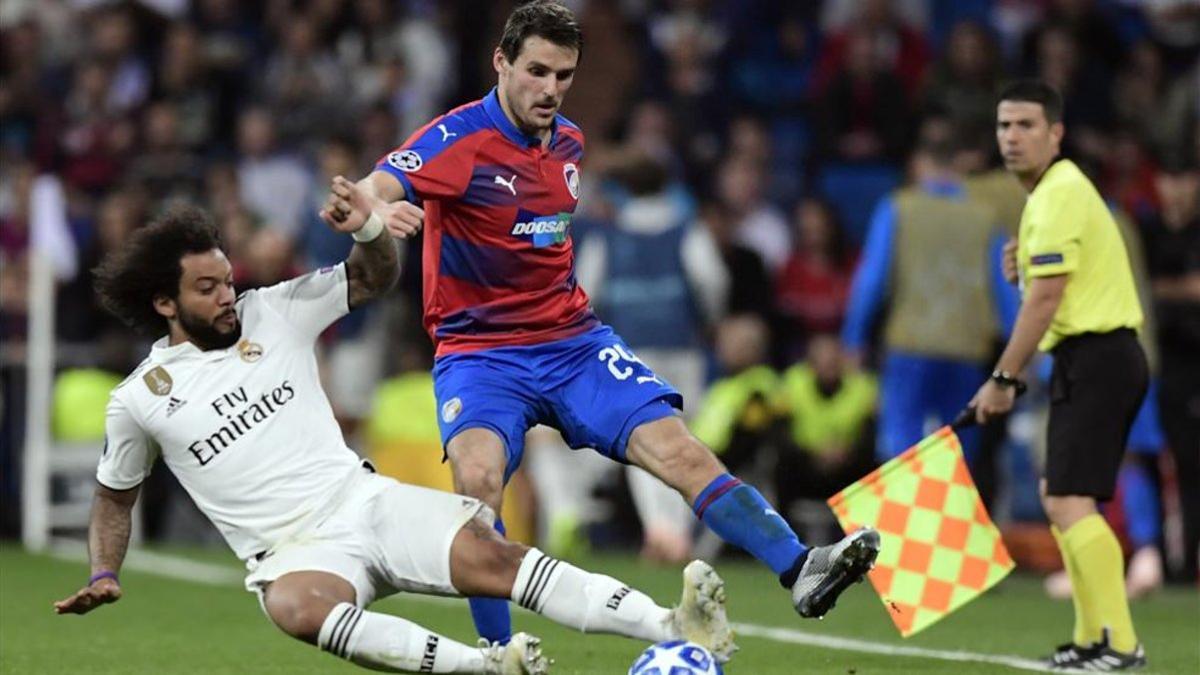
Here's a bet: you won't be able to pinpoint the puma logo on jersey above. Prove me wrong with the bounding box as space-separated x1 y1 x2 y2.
437 124 457 142
494 174 517 195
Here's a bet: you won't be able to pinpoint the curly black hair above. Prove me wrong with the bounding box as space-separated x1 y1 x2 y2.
93 204 223 335
500 1 582 64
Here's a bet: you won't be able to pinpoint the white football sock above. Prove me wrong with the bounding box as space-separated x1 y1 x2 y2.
318 602 486 673
511 548 673 642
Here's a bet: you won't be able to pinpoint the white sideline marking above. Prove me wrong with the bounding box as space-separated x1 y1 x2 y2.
730 622 1056 673
47 543 1062 672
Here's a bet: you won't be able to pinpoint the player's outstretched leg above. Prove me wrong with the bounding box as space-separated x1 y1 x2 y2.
450 518 737 663
446 429 515 645
262 571 548 673
625 416 879 618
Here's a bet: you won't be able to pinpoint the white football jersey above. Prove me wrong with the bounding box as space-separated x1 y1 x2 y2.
97 264 365 559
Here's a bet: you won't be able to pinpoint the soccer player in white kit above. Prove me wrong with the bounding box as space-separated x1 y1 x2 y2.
53 179 735 674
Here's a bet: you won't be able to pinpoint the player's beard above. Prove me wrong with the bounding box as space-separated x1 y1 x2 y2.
178 306 241 351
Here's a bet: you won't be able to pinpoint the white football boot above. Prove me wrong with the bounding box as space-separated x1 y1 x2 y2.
481 632 551 674
665 559 737 663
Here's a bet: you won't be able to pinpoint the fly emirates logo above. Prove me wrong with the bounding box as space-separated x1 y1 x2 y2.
187 381 295 466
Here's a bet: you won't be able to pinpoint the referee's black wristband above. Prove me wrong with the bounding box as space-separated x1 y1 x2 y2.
990 370 1027 395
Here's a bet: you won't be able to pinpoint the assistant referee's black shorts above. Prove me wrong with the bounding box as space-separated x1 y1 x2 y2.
1045 328 1148 500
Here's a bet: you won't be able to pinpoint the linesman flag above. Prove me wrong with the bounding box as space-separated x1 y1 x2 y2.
827 426 1014 637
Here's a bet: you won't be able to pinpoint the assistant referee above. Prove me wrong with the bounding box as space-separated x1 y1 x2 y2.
970 80 1148 671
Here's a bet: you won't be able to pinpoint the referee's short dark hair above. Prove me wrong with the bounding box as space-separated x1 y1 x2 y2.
93 204 223 335
998 79 1064 125
500 1 583 63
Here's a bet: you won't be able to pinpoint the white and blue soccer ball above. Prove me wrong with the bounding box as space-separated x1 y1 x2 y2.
628 640 724 675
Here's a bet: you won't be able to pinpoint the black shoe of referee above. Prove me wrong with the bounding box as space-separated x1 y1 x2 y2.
1044 629 1147 671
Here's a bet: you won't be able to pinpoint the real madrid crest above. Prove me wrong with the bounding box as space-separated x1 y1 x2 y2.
238 339 264 363
143 366 173 396
563 163 580 200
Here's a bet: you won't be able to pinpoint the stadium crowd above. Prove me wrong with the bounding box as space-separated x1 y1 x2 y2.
1 0 1197 590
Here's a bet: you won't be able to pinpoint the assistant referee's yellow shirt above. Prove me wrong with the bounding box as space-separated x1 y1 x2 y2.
1018 158 1143 351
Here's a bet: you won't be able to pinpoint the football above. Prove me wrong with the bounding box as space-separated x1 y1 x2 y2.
628 640 724 675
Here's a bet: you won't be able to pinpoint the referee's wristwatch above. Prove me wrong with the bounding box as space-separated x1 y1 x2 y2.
990 370 1027 395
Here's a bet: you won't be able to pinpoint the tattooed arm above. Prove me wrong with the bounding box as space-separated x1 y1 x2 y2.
54 484 139 614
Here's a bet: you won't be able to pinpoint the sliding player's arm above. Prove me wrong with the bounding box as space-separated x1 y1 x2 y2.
56 395 155 615
321 175 405 309
54 483 139 615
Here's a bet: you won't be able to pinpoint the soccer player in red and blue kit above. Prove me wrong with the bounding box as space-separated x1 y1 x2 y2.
328 1 880 647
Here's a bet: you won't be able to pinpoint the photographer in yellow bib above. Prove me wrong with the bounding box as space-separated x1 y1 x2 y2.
969 80 1148 670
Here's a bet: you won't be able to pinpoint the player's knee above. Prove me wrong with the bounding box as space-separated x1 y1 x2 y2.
1041 494 1095 529
263 590 331 644
453 461 504 507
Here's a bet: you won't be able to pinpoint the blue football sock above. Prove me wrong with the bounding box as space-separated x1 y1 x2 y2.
692 473 808 581
468 517 512 644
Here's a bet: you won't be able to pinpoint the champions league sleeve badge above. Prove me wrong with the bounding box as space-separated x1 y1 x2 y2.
387 150 423 173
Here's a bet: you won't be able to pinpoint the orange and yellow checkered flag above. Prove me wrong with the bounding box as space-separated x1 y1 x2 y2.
827 426 1014 637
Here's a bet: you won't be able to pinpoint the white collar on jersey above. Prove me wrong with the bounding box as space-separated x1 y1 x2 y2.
150 335 233 363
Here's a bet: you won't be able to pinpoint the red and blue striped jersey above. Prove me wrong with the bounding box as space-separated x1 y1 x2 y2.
375 88 598 356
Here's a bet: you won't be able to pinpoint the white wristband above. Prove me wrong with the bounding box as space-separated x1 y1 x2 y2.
352 211 385 242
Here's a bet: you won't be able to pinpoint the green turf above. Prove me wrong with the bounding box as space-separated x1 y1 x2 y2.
2 544 1196 674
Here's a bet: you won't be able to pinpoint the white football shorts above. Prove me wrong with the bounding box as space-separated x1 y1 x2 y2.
244 467 488 608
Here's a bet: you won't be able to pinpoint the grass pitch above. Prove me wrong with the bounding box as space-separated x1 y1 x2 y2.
1 544 1196 674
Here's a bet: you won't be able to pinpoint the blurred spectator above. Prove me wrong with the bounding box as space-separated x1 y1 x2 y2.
814 27 911 165
725 10 816 117
1101 130 1161 222
696 200 773 320
1111 40 1167 150
775 334 877 515
0 164 33 343
338 0 453 136
37 60 136 193
234 227 298 290
262 14 350 146
690 314 778 469
235 106 312 239
302 136 357 270
125 101 205 207
774 198 856 359
1140 164 1200 582
1147 60 1199 169
714 155 790 272
153 22 217 151
817 0 930 97
1022 0 1126 77
920 20 1001 136
88 5 150 114
1140 0 1200 69
57 190 143 342
1030 24 1112 163
841 121 1017 467
579 153 724 411
652 2 727 188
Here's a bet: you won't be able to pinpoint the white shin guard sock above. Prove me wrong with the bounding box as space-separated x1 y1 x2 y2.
511 548 673 642
318 602 486 673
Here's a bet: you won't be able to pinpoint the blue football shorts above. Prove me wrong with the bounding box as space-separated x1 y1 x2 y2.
432 325 682 481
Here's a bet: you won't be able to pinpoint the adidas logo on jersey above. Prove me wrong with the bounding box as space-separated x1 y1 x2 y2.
166 396 187 417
